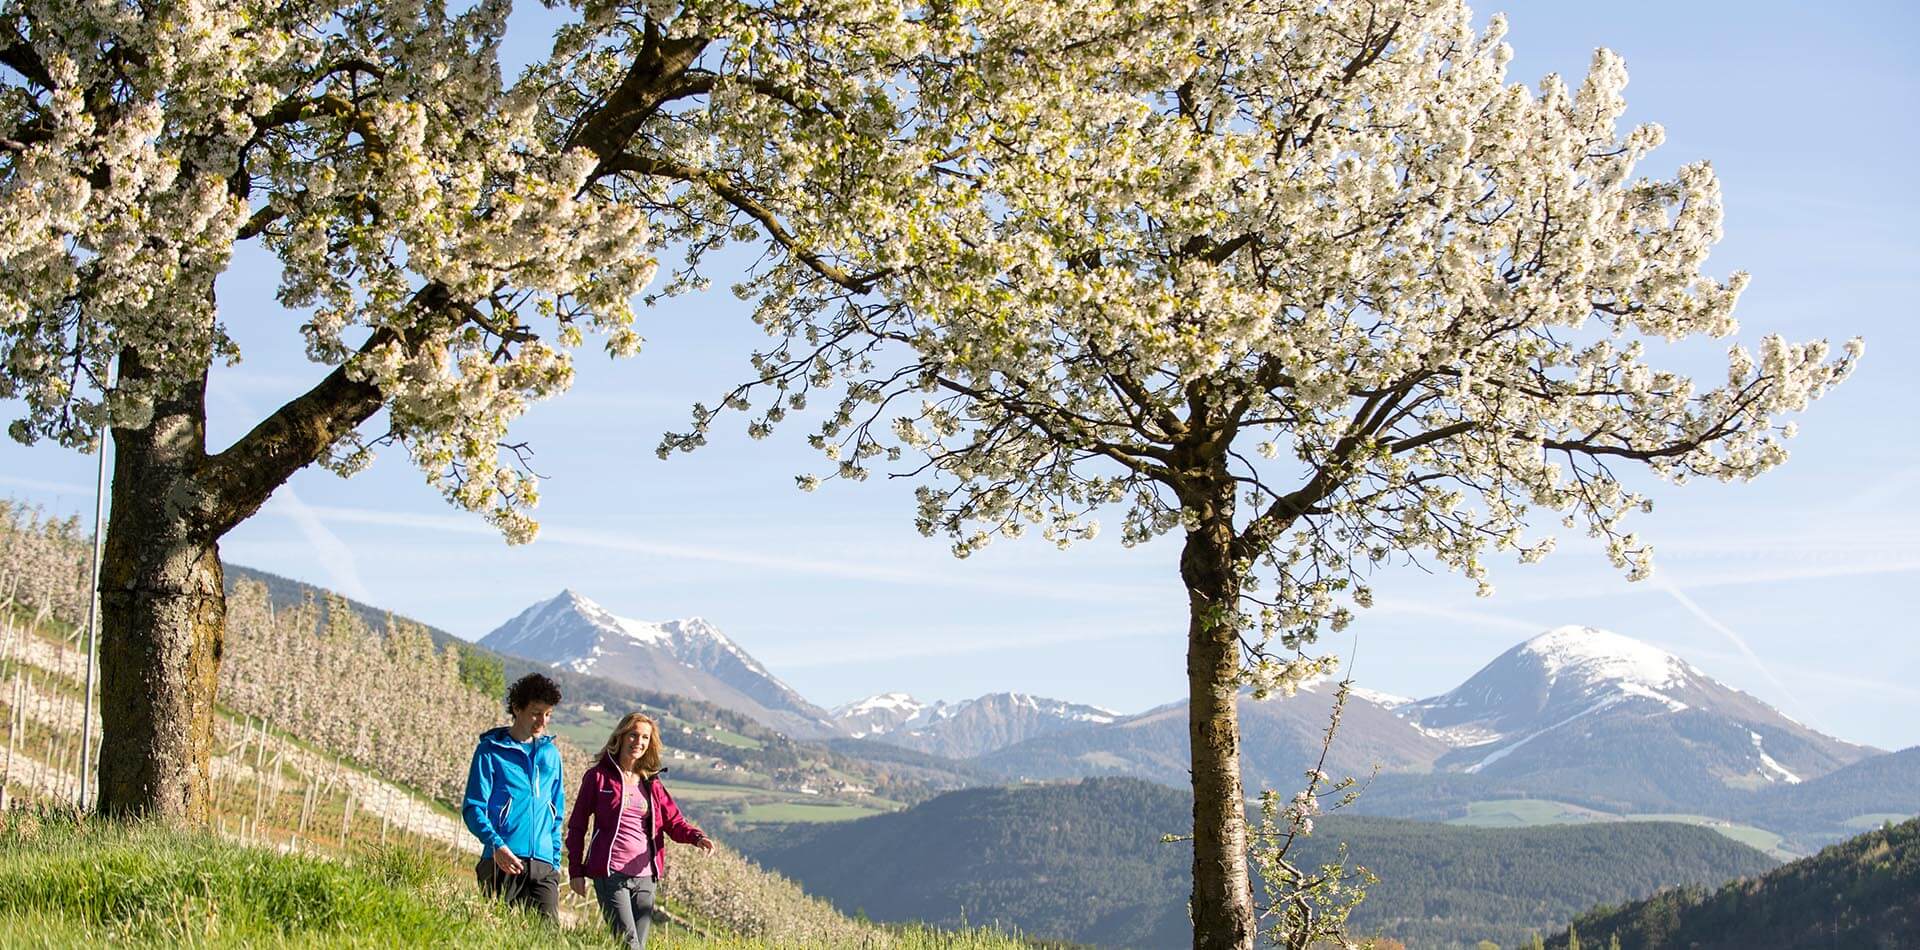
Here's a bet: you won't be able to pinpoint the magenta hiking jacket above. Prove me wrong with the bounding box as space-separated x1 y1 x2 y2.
565 753 708 881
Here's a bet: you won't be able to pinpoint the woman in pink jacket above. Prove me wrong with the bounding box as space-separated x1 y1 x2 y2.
565 712 713 949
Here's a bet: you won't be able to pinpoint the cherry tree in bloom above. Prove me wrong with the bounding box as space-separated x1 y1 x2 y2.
672 1 1862 945
0 0 976 820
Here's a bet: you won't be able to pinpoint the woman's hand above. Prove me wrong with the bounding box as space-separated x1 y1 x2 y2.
694 835 715 853
569 876 588 897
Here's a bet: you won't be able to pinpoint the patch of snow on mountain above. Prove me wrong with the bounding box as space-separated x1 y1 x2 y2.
1750 730 1803 784
1612 680 1690 712
567 646 603 674
1414 723 1506 748
670 617 773 676
611 616 671 645
1521 625 1689 692
835 693 926 717
1350 686 1414 709
1466 697 1622 773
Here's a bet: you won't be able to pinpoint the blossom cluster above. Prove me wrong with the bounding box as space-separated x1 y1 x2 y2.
698 0 1861 660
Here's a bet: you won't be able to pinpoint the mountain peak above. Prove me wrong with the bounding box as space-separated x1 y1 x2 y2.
480 592 833 737
1516 624 1691 692
837 692 922 712
554 587 603 610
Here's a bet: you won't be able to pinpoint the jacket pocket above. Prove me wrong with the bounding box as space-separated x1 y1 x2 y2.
498 795 513 825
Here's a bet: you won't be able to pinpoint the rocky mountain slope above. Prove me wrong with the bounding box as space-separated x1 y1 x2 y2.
480 590 838 738
978 682 1448 791
833 691 1119 758
980 626 1884 820
1396 625 1877 811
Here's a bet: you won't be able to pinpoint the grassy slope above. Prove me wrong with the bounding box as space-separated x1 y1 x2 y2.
0 591 1044 948
0 811 1043 949
1448 800 1796 860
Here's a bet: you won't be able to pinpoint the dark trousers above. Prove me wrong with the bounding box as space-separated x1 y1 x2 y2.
475 856 561 920
592 872 659 949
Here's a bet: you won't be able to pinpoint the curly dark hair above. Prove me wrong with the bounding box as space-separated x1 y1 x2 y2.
506 672 562 713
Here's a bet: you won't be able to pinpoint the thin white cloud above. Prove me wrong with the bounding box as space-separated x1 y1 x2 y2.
1493 556 1920 605
1834 463 1920 514
759 623 1173 668
268 501 1164 606
0 475 94 496
1681 645 1920 707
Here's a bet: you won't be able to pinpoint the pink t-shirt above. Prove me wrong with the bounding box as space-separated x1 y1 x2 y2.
606 780 653 877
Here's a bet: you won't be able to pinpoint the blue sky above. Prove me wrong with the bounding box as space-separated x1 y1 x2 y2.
5 1 1917 750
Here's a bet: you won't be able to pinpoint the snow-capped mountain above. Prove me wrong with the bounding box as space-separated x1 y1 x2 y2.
832 692 950 738
834 691 1121 758
979 624 1883 821
980 683 1447 790
480 590 838 738
1398 625 1875 796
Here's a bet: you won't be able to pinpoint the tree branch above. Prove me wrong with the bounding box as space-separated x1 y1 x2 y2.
0 23 52 90
198 283 462 537
602 152 888 293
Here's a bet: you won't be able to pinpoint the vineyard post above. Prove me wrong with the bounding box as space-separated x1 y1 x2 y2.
78 372 111 812
339 781 354 848
1 615 15 680
250 736 268 835
3 670 20 807
26 670 42 769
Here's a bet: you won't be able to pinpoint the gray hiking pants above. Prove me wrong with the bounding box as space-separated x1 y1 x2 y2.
475 856 561 920
593 872 659 949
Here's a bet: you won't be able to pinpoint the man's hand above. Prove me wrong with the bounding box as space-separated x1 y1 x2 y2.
493 845 525 875
694 836 715 853
569 876 588 897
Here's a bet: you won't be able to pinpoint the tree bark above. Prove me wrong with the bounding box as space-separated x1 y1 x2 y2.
95 351 224 821
95 315 396 820
1182 479 1256 950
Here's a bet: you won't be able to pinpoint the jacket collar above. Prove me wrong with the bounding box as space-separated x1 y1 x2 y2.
597 750 665 781
482 726 552 751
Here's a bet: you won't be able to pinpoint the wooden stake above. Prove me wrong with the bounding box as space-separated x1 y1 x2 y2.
2 670 21 809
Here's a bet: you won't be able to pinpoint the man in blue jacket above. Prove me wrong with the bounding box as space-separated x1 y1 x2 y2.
463 672 567 919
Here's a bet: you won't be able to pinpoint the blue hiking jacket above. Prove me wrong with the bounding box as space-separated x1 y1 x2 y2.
461 727 565 866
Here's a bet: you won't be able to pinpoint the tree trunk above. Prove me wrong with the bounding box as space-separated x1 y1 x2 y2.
1182 484 1256 950
95 352 224 821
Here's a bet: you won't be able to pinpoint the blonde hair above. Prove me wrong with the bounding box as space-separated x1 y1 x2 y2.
601 712 663 775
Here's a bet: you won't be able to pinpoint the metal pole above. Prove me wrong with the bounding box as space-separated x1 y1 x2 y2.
78 366 112 811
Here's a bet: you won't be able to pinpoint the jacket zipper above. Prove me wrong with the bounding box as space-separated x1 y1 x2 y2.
609 766 631 874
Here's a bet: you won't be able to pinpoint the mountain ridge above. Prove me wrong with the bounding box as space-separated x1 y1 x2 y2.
480 589 839 738
832 690 1120 758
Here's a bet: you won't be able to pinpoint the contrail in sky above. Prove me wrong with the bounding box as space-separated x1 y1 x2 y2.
209 386 372 602
1656 577 1809 721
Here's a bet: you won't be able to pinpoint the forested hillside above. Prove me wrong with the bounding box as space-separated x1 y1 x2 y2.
735 777 1777 949
1537 817 1920 949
